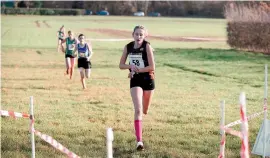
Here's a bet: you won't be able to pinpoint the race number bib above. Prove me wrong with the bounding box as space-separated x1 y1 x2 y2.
129 54 145 69
79 53 86 57
68 44 74 50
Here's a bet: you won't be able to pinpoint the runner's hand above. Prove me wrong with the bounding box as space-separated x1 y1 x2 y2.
130 65 139 72
128 71 135 78
71 44 75 49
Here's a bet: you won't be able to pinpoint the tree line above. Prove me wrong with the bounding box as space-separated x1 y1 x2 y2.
7 1 228 18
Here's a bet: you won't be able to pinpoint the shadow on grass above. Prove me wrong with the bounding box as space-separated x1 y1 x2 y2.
89 100 103 105
164 63 220 77
2 63 117 69
250 84 263 88
156 48 270 62
2 64 64 69
2 78 47 81
36 50 42 55
1 86 29 91
113 148 180 158
113 147 134 158
163 63 263 87
1 86 50 91
160 48 269 87
93 64 117 69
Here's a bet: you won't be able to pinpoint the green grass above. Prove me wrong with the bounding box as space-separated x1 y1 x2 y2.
1 15 270 158
1 15 228 49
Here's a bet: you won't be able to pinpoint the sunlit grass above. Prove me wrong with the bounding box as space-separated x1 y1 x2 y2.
1 15 269 158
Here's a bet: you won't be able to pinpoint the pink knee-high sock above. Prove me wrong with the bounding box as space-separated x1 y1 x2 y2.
134 120 142 142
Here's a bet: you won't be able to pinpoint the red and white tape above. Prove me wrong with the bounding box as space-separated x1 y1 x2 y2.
2 97 81 158
240 93 249 158
264 98 267 111
225 110 264 128
0 110 30 118
218 134 226 158
34 129 80 158
223 127 242 139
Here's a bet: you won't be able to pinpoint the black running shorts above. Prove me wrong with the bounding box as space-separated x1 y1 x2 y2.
130 73 155 90
78 58 91 69
65 54 76 58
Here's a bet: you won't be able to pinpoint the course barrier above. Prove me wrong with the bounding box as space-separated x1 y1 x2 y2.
218 64 268 158
1 96 80 158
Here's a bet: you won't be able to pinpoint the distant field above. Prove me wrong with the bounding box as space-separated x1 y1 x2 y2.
1 15 269 158
1 15 228 49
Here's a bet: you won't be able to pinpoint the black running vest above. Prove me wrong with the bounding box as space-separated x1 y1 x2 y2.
126 40 150 68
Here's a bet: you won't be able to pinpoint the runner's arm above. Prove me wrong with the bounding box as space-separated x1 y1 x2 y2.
86 43 93 59
61 38 66 44
63 29 66 37
87 40 92 50
119 46 132 70
61 38 66 53
73 44 78 56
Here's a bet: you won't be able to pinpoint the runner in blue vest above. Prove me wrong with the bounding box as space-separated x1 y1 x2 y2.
73 34 93 89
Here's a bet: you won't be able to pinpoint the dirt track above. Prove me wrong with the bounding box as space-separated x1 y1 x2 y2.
85 28 225 42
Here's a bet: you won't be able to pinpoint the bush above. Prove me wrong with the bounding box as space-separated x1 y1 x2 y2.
225 2 270 54
1 8 85 16
40 9 55 15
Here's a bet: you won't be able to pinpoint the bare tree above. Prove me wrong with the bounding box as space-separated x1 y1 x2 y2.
14 0 20 8
144 0 149 14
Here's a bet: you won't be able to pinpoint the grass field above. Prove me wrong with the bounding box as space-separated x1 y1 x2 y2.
1 15 270 158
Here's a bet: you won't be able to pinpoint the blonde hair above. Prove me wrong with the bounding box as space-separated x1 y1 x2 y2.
133 25 148 37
